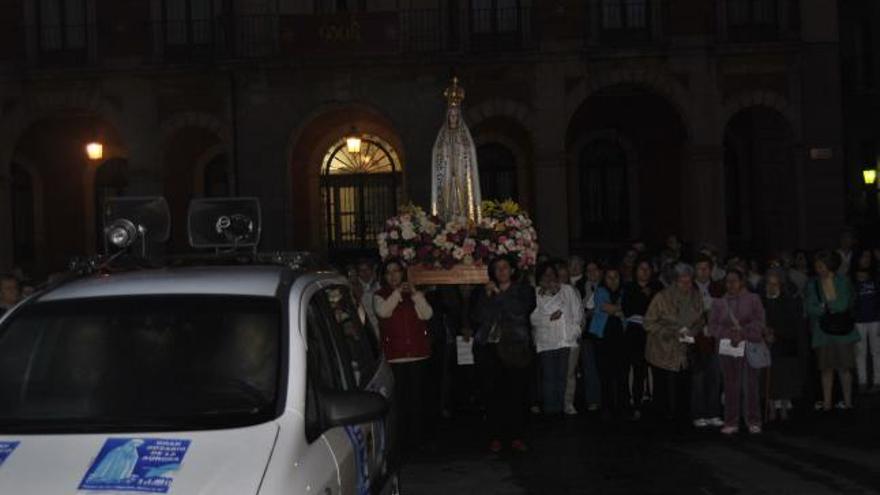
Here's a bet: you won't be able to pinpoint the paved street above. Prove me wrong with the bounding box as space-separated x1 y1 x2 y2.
402 400 880 495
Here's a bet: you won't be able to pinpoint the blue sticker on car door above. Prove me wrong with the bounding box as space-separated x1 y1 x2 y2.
344 426 371 495
0 442 19 467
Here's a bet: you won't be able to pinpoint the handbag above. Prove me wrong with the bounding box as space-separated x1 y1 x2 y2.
745 340 772 369
813 281 855 336
723 298 771 369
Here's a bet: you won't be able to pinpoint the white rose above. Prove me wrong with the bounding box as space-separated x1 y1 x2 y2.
389 230 400 240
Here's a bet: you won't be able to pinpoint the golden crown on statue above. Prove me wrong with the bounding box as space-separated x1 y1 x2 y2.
444 77 466 107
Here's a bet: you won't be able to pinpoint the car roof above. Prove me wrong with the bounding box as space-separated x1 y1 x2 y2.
38 265 294 301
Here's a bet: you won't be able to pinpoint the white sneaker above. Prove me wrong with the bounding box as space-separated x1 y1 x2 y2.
707 417 724 427
748 425 762 435
693 418 709 428
529 405 541 415
720 425 739 435
564 405 578 416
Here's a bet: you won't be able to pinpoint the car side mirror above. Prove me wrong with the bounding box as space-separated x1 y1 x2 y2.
320 389 389 429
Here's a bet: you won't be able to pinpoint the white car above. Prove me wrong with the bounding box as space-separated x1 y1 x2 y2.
0 261 400 495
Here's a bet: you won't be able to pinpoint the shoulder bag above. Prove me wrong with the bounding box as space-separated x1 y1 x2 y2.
724 298 771 369
813 281 854 336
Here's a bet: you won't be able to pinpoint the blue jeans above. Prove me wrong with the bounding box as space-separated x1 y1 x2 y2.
539 348 571 414
581 338 602 407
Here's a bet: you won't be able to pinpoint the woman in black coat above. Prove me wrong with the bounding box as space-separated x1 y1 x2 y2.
471 255 536 453
762 269 806 421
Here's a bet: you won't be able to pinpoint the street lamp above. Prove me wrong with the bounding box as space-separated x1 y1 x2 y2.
863 166 880 244
863 167 877 187
346 127 362 154
85 142 104 161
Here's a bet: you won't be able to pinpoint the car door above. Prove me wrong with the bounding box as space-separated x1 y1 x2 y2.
298 292 349 495
313 284 394 495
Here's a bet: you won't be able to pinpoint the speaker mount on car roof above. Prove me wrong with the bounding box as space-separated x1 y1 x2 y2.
188 197 262 253
102 197 171 258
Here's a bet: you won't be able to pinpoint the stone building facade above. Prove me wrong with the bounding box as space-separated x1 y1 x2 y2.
839 0 880 243
0 0 848 277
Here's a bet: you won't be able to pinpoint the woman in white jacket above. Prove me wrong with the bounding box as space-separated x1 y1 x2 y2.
530 262 584 415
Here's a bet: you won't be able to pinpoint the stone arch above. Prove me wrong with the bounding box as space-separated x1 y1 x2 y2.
566 68 695 140
0 91 129 270
466 98 532 131
157 112 231 250
0 89 130 174
286 101 407 169
721 90 801 140
566 82 689 245
286 102 407 254
158 111 232 145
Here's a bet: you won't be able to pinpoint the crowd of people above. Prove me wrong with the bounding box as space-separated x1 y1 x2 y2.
349 231 880 454
1 232 877 456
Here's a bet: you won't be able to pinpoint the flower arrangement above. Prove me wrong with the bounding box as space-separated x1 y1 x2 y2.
377 200 539 269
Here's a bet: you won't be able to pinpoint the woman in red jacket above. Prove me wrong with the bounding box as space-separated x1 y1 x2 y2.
374 259 434 450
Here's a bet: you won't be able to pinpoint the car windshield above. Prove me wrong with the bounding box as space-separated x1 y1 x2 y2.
0 295 282 433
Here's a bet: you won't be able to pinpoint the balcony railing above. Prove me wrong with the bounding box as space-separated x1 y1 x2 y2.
601 0 651 41
35 23 91 65
2 5 534 69
725 0 781 42
155 19 227 62
466 7 532 52
587 0 658 46
399 9 446 53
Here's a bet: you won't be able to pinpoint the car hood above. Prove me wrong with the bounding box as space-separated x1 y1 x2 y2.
0 422 279 495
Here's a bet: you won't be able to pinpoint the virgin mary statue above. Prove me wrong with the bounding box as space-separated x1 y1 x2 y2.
431 78 482 223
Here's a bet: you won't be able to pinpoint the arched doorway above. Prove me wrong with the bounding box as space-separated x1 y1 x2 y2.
578 138 629 240
321 135 402 261
567 85 687 248
161 122 230 251
288 104 406 256
477 142 519 202
471 115 534 212
7 111 125 275
724 106 797 252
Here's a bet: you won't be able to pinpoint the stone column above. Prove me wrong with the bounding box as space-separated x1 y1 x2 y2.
533 151 569 257
531 63 569 257
799 0 845 248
